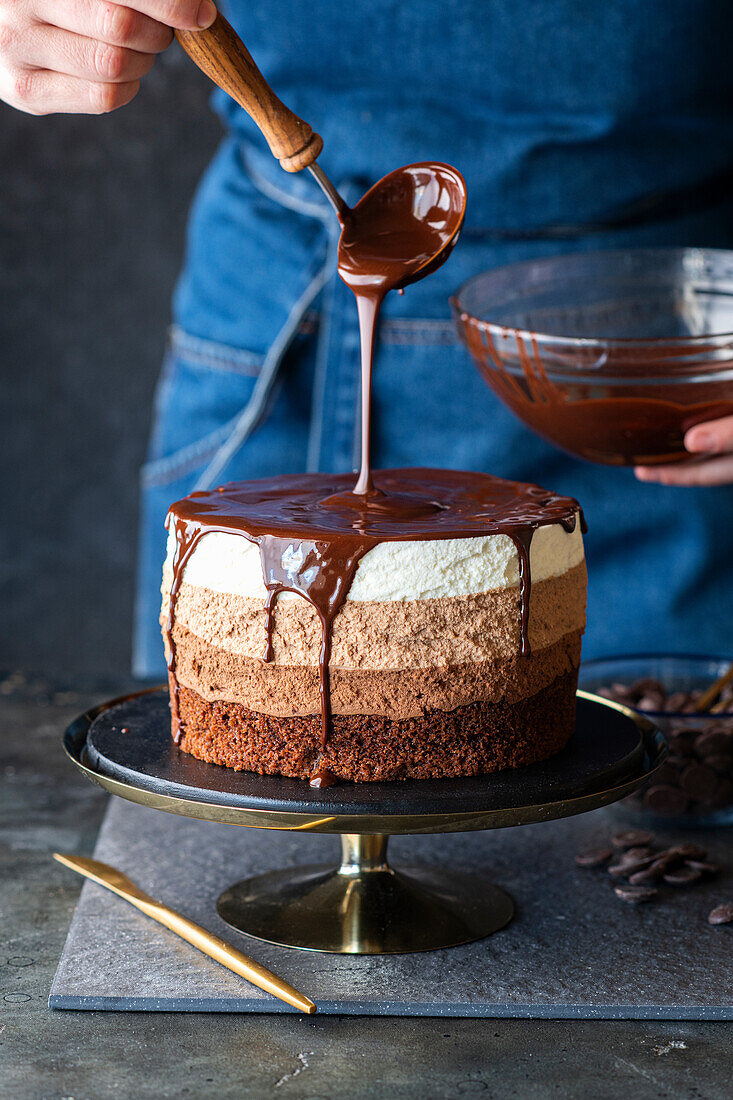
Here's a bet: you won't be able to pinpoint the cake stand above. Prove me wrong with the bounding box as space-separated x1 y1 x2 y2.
63 688 665 954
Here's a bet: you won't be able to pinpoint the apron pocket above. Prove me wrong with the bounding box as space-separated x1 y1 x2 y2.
141 327 263 489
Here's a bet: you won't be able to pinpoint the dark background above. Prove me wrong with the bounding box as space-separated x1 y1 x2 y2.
1 48 221 681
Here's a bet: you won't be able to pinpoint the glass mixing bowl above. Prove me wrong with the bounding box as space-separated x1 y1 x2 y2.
452 248 733 465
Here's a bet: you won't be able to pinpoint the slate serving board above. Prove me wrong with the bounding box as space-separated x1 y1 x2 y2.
50 798 733 1018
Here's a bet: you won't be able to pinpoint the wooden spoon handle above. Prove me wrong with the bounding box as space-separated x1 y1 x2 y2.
175 14 323 173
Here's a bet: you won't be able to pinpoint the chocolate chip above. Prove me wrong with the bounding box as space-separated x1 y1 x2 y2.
701 753 733 775
608 861 636 879
643 785 688 816
611 829 654 850
608 854 658 879
686 860 719 877
695 730 733 757
708 904 733 925
575 848 613 868
664 844 707 861
622 846 656 861
679 764 719 801
663 867 703 887
665 754 692 771
614 884 658 904
628 857 674 885
666 729 698 752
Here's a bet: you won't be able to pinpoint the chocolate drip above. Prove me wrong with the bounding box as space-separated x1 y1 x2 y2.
508 529 533 658
163 517 207 743
256 534 367 750
309 766 338 789
165 469 584 768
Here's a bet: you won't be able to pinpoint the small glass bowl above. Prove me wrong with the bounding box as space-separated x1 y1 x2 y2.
451 248 733 466
580 654 733 827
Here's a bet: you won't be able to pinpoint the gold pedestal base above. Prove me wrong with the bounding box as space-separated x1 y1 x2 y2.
216 834 514 954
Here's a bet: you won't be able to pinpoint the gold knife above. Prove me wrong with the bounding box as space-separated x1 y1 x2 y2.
54 853 316 1014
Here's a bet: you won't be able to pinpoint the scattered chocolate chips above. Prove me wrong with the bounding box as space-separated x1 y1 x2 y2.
612 829 654 849
614 884 658 904
574 848 613 868
575 830 724 919
595 677 733 819
708 904 733 925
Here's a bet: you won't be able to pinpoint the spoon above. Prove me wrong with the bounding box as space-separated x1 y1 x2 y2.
174 15 466 250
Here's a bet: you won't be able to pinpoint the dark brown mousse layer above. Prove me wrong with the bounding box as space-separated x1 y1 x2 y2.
174 669 579 783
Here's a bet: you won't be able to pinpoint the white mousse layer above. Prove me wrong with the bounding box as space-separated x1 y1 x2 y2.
163 519 584 602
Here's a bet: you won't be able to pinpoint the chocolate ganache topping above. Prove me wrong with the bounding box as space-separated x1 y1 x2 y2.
164 469 584 775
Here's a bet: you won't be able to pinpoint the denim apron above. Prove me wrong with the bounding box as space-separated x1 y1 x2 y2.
134 0 733 677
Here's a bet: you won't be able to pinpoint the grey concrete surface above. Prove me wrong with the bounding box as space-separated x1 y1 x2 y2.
0 48 221 680
51 796 733 1018
2 676 732 1099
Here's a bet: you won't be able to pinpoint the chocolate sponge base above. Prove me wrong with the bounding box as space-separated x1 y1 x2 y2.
174 670 578 782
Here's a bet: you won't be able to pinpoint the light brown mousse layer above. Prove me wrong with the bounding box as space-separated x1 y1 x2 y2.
171 624 581 720
174 670 579 781
162 561 586 673
163 563 585 720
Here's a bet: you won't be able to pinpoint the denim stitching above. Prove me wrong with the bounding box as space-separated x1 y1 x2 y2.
239 145 332 223
306 218 341 472
379 319 459 345
192 254 333 491
169 325 263 376
140 416 246 487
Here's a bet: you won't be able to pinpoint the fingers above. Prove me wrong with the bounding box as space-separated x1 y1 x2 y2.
635 455 733 487
33 0 173 53
14 25 155 82
110 0 217 30
684 415 733 455
1 67 140 114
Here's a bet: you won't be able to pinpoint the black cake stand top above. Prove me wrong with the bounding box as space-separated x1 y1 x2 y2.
63 689 665 832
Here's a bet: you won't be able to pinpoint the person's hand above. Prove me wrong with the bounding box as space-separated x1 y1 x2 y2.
0 0 216 115
635 417 733 487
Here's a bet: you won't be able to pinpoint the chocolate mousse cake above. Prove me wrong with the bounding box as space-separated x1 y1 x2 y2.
161 467 586 784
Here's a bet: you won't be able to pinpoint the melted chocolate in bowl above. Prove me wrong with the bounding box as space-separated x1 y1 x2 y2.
453 249 733 466
460 328 733 466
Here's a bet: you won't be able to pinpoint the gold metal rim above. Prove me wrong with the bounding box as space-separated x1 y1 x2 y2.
63 689 665 835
